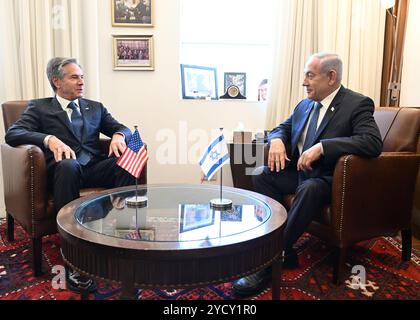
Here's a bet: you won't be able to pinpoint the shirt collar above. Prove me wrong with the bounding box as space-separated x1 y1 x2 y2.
319 86 341 109
56 95 79 110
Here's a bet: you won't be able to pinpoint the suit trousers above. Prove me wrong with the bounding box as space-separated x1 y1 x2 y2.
49 157 136 211
252 166 332 252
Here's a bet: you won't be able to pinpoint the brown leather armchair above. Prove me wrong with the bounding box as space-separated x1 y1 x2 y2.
226 107 420 283
266 107 420 284
1 100 147 276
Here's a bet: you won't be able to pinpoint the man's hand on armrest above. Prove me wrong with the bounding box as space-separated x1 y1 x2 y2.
297 142 323 172
268 138 290 172
109 133 127 157
47 136 76 162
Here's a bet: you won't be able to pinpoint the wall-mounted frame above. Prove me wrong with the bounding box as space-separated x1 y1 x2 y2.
111 0 153 27
179 204 215 233
180 64 218 100
224 72 246 97
112 35 154 71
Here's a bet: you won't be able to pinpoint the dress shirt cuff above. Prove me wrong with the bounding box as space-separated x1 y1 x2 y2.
114 132 125 140
320 141 324 155
43 135 52 148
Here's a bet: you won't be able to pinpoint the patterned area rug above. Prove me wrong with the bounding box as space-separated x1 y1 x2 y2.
0 219 419 300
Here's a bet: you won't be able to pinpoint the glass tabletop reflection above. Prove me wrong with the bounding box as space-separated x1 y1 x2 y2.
76 185 271 242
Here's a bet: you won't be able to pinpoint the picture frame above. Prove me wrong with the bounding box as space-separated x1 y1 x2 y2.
111 0 153 27
180 64 218 100
112 35 154 70
224 72 246 97
179 204 215 233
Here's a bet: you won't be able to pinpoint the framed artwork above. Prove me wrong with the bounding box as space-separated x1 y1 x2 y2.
112 35 154 70
179 204 215 233
111 0 153 27
180 64 218 100
224 72 246 97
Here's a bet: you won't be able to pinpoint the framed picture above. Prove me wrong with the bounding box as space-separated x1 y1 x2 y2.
112 35 154 70
180 64 218 100
224 72 246 97
111 0 153 27
179 204 215 233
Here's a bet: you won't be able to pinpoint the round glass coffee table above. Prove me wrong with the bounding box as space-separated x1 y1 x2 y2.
57 184 287 299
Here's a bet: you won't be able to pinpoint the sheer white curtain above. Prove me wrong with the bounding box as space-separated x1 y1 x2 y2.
266 0 386 128
0 0 100 103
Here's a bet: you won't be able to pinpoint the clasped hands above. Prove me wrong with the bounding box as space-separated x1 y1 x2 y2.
48 133 127 162
268 138 323 172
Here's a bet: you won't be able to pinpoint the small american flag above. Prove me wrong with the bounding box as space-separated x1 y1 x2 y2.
117 128 148 178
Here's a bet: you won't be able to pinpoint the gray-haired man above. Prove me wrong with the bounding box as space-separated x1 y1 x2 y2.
232 53 383 297
5 57 138 293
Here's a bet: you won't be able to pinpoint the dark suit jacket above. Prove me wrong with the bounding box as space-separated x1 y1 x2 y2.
267 86 383 178
5 97 132 168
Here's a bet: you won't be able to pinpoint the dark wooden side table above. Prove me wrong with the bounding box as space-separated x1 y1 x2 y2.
228 142 266 191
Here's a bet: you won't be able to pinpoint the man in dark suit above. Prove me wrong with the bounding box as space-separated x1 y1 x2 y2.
232 52 383 297
5 57 137 293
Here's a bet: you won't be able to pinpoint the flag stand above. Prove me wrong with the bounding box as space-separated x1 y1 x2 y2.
126 177 148 207
124 125 148 208
209 128 232 210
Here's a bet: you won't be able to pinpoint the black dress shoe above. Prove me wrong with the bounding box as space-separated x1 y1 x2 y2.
283 250 299 269
232 267 271 297
66 270 97 294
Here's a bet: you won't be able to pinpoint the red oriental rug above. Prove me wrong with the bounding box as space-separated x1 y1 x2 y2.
0 219 419 300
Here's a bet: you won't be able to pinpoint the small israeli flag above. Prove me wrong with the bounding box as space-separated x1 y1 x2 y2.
199 133 230 180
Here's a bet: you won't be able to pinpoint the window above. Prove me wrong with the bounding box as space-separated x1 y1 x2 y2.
180 0 275 101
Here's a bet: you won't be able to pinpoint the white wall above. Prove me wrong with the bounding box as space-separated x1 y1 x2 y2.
400 0 420 107
0 1 267 218
96 0 267 187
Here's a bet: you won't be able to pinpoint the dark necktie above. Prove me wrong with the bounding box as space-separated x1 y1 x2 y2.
67 102 83 140
67 102 90 165
303 102 322 152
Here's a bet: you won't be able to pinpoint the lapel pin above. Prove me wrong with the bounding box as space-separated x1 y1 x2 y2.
331 107 335 112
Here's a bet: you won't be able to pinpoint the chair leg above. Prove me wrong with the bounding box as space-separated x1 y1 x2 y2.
333 247 347 285
6 212 14 241
401 229 412 261
32 237 43 277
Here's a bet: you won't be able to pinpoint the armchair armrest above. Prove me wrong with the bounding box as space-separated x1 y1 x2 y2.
99 138 111 155
1 143 48 225
330 152 420 244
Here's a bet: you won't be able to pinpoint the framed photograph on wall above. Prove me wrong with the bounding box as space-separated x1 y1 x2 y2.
112 35 154 70
224 72 246 97
180 64 218 100
111 0 153 27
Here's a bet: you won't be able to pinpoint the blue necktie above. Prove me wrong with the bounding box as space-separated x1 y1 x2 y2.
303 102 322 152
67 102 83 140
67 102 90 165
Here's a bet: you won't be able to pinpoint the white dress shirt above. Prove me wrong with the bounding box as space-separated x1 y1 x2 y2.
297 86 341 155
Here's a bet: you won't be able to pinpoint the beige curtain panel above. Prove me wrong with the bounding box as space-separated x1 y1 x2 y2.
265 0 386 129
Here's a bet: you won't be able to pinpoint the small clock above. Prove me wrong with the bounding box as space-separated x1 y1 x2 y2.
227 85 240 98
220 85 246 99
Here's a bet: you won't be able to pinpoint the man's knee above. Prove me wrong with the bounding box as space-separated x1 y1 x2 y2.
296 178 331 199
252 166 268 188
55 159 82 176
